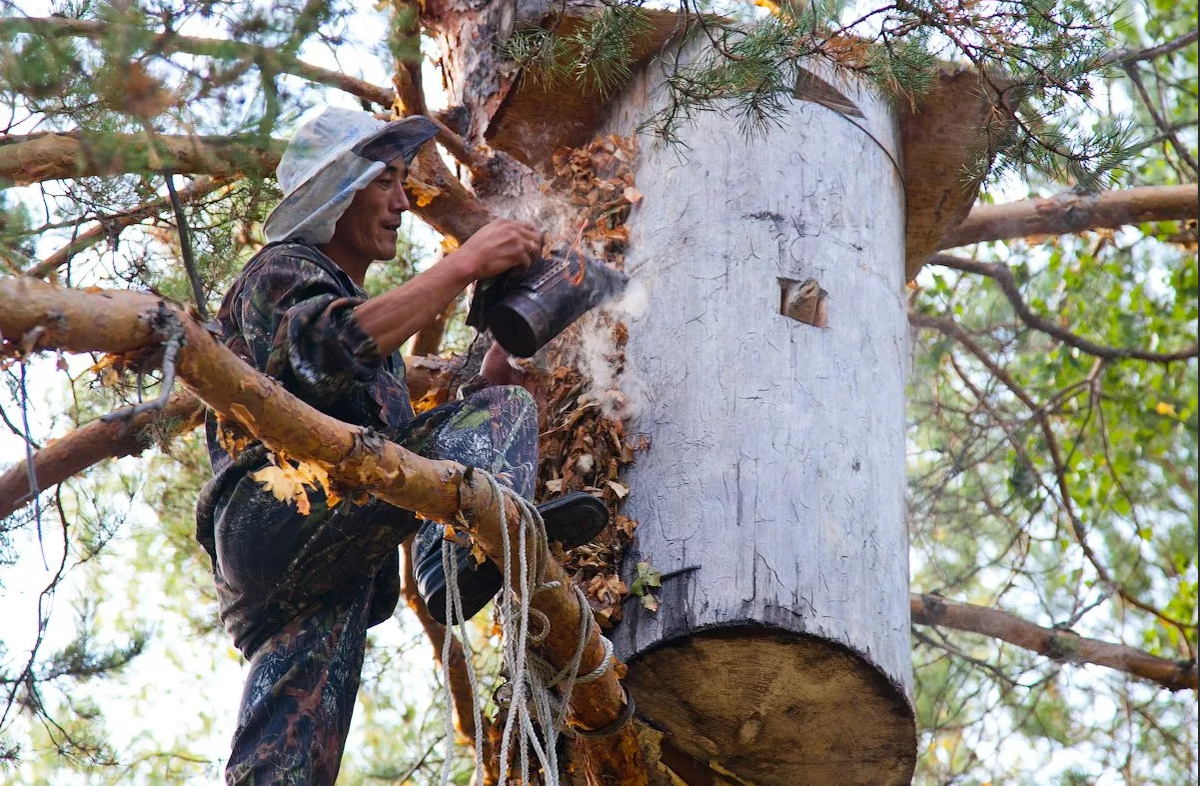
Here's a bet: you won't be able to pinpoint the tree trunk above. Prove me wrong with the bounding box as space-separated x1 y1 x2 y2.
599 42 917 785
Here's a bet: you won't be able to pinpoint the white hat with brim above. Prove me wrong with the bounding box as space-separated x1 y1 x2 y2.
263 109 439 246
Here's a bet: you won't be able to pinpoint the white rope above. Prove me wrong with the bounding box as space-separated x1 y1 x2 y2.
436 470 617 785
437 533 487 786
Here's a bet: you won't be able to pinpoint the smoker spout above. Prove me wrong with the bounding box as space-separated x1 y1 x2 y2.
486 250 629 357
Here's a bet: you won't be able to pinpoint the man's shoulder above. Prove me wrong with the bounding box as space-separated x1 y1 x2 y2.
227 243 354 306
239 241 344 285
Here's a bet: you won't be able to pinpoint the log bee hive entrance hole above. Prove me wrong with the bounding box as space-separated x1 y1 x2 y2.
779 277 829 328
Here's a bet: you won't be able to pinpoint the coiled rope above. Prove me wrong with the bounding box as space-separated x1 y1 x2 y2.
438 470 617 785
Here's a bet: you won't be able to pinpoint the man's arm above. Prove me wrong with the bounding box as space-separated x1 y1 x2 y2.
354 219 541 357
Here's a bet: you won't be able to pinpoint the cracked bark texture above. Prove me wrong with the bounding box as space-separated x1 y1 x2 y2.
599 38 916 786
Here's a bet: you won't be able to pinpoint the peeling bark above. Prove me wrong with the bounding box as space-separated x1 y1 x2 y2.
0 355 458 521
421 0 523 146
406 143 495 241
939 184 1200 249
0 277 637 780
910 593 1198 692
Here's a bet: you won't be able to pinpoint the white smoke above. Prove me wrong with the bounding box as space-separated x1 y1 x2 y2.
575 278 651 422
481 190 579 245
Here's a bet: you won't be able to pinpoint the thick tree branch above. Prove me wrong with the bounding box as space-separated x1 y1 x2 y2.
0 278 638 775
911 593 1198 692
0 355 458 521
0 393 203 520
938 185 1199 250
0 132 282 185
0 16 396 108
406 142 495 242
410 297 458 356
388 0 427 116
0 130 495 247
926 255 1199 364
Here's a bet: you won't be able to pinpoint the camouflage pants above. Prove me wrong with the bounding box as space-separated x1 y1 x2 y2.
223 384 538 785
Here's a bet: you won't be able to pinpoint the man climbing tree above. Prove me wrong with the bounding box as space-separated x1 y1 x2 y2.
198 106 614 783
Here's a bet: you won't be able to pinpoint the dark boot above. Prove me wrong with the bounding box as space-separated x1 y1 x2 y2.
413 492 609 624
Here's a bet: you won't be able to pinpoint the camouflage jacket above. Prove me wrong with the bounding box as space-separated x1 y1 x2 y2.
195 242 417 657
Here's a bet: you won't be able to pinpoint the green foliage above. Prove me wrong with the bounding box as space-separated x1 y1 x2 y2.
908 182 1197 784
502 3 654 98
498 0 1147 185
904 5 1197 778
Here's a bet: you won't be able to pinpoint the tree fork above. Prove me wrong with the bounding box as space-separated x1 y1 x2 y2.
0 276 643 782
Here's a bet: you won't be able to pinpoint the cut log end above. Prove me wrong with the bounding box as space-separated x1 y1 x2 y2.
626 627 916 786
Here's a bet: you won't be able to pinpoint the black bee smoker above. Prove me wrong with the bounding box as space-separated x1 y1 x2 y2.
466 249 629 358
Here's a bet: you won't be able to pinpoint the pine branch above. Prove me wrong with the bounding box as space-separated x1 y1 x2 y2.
924 255 1199 364
0 129 493 245
24 177 228 279
938 185 1199 250
1102 30 1200 67
0 132 282 184
911 593 1198 692
0 16 396 108
0 393 202 521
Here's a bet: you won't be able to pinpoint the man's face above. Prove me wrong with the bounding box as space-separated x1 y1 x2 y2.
331 160 411 262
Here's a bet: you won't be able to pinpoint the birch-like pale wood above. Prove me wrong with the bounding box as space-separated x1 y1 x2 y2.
599 41 917 785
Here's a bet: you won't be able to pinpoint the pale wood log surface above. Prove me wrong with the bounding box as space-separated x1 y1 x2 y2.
586 36 916 785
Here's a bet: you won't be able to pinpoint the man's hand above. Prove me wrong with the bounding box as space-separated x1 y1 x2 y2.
354 219 543 358
451 219 542 281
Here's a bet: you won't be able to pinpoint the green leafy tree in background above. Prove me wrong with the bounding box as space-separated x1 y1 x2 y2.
0 0 1194 783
